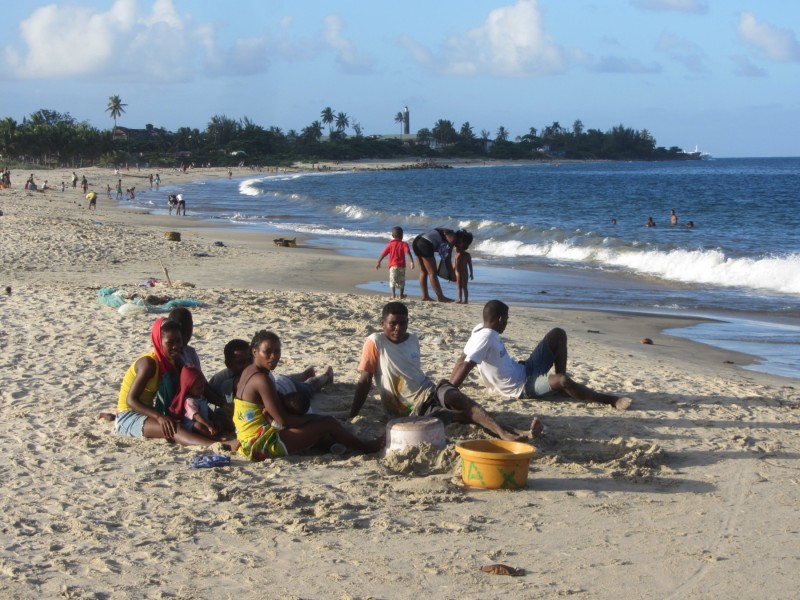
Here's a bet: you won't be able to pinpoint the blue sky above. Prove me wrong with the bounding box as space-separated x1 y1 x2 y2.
2 0 799 157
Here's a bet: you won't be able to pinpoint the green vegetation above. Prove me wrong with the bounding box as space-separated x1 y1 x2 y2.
0 104 699 169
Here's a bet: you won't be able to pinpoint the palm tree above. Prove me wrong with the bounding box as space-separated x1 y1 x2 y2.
302 120 323 143
106 95 127 129
321 107 334 135
335 112 349 134
432 119 457 145
394 111 404 134
495 126 509 143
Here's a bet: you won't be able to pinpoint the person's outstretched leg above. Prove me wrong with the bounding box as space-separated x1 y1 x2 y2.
307 366 334 392
443 389 540 441
279 416 383 454
548 373 632 410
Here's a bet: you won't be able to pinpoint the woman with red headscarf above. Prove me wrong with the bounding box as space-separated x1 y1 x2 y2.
113 317 224 446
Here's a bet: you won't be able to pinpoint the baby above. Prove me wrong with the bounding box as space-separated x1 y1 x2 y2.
171 365 217 438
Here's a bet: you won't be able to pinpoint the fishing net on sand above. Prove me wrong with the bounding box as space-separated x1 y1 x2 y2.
98 287 203 315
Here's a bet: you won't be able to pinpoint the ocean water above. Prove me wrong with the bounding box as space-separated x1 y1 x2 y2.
128 158 800 379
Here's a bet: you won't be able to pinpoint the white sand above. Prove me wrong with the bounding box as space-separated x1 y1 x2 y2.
1 166 798 599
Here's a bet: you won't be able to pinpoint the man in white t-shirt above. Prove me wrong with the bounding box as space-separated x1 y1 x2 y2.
350 301 539 440
450 300 632 410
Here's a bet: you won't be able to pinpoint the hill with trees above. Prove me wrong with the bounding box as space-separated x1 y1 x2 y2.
0 99 701 169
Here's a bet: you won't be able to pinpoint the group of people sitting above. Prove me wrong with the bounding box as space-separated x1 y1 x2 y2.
104 301 632 462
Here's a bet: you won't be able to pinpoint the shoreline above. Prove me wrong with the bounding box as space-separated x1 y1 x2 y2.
3 162 797 384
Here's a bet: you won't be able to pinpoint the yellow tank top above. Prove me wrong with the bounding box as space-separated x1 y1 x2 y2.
117 351 160 412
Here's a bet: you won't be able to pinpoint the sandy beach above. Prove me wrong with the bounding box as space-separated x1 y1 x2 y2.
1 164 799 599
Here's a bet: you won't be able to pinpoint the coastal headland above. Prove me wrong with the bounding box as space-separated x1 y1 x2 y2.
1 161 798 598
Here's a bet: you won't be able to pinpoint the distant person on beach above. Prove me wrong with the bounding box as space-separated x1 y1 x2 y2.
453 230 474 304
449 300 633 411
411 227 461 302
376 226 415 299
86 191 97 210
154 173 161 187
115 179 123 201
670 209 678 226
71 172 78 189
349 302 540 441
686 220 694 228
645 216 656 227
176 193 186 216
103 317 235 448
81 176 88 194
234 330 383 461
610 218 617 225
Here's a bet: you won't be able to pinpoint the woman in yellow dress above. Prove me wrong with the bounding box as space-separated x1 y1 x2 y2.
234 330 382 461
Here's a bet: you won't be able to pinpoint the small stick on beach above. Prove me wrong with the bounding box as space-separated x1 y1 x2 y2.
159 259 173 287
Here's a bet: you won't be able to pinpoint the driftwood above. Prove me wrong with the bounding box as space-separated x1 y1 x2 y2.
158 259 173 288
164 231 181 241
273 237 297 247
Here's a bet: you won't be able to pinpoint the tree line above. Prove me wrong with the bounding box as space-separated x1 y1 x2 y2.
0 100 697 169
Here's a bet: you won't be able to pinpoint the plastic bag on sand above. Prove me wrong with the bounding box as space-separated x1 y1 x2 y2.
119 302 148 316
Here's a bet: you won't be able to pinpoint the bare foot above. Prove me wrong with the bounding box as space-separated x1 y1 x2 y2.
97 412 116 422
300 366 316 379
322 366 334 386
437 296 454 303
223 439 240 452
421 296 435 302
613 397 633 410
530 416 544 438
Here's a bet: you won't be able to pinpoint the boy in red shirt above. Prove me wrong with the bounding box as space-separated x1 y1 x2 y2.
376 226 415 298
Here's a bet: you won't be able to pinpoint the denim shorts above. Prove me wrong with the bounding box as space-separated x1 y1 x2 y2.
115 410 148 437
522 337 556 398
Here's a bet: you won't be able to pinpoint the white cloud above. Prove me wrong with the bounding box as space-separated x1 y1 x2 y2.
403 0 565 78
631 0 707 13
1 0 272 82
4 0 136 79
322 15 373 74
738 12 800 63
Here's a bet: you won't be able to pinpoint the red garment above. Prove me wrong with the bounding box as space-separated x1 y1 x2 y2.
150 317 178 377
169 364 202 419
381 239 410 268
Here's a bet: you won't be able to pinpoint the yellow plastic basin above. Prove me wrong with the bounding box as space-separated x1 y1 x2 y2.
455 440 536 489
